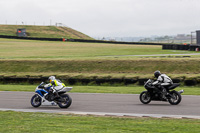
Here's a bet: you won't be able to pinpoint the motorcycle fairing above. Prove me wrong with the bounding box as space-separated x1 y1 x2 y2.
36 89 48 97
168 83 180 90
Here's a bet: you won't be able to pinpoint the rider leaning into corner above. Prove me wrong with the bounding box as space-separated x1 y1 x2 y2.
48 76 66 99
152 70 173 97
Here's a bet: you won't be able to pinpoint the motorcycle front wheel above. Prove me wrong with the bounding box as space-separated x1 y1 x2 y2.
57 94 72 108
31 94 42 107
140 91 151 104
168 91 182 105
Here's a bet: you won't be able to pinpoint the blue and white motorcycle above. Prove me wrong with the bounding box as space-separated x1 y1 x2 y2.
31 82 72 108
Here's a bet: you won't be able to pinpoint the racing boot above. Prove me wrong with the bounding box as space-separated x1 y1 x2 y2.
53 91 60 100
51 89 60 100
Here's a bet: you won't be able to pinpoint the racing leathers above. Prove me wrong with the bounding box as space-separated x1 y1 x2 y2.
50 79 66 99
50 79 66 91
152 74 173 96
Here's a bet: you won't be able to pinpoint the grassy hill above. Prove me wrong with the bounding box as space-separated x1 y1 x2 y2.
0 25 93 39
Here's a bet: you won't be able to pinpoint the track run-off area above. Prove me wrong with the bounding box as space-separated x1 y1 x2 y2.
0 91 200 119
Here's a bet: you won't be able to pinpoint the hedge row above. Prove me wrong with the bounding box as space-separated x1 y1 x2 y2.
0 75 199 86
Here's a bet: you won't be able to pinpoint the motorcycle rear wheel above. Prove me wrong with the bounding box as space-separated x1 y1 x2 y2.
57 94 72 108
140 91 151 104
168 91 182 105
31 94 42 107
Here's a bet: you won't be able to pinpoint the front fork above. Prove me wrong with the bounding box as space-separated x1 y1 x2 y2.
35 92 46 103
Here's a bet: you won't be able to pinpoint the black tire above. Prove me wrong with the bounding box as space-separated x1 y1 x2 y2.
140 91 151 104
168 91 182 105
31 94 42 107
57 94 72 108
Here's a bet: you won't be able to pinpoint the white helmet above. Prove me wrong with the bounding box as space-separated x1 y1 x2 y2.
48 76 55 82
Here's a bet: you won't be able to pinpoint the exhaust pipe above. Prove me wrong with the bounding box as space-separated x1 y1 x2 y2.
178 89 184 94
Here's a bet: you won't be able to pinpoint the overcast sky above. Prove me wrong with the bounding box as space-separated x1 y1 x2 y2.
1 0 200 37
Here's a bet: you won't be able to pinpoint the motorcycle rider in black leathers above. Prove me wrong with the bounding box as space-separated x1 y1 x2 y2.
152 70 173 98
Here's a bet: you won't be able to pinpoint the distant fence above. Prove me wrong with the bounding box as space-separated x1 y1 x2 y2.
162 44 190 50
189 45 200 51
0 35 62 41
70 38 165 45
0 35 175 46
162 44 200 51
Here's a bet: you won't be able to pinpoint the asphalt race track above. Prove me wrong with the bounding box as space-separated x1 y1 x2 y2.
0 91 200 119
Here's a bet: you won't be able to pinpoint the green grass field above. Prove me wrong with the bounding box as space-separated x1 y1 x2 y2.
0 38 197 59
0 111 200 133
0 84 199 95
0 38 200 78
0 38 200 132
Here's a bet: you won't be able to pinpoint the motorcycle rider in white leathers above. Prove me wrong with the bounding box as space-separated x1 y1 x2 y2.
152 70 173 97
48 76 66 99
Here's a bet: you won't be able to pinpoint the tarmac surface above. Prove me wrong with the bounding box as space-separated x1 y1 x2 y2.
0 91 200 119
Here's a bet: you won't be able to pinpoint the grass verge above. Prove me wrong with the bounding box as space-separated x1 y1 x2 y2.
0 111 200 133
0 84 199 95
1 59 200 75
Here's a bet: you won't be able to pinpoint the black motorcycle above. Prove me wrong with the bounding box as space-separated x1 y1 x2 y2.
140 79 184 105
